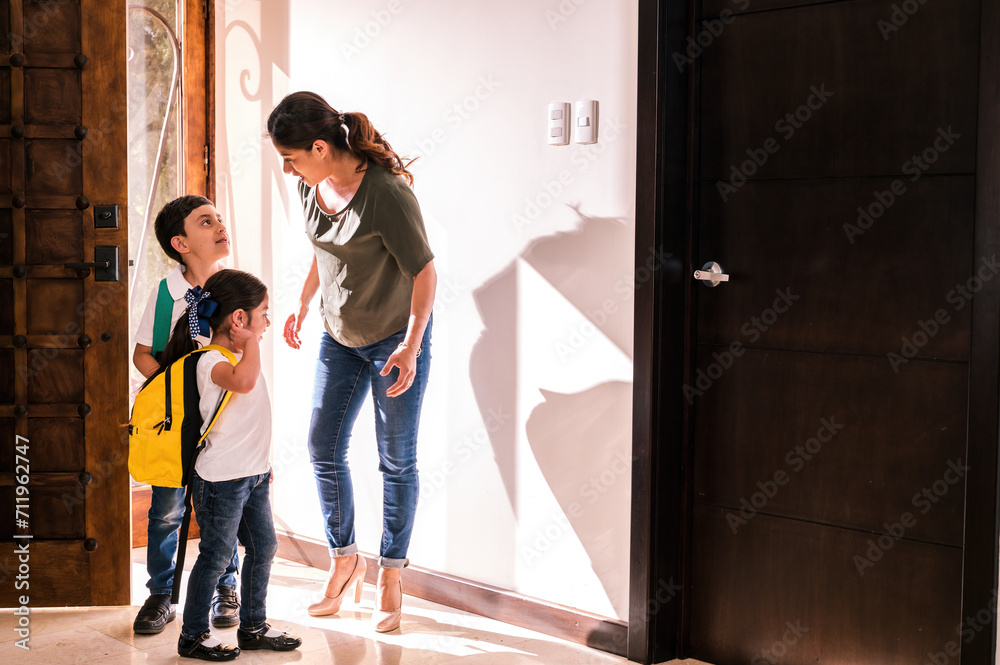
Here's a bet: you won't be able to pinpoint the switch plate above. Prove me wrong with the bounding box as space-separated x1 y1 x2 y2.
548 102 571 146
575 99 599 144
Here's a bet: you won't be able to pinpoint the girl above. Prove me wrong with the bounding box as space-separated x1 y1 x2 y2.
266 92 436 632
152 269 301 661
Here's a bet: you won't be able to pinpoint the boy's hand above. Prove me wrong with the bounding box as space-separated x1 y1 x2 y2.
283 302 308 349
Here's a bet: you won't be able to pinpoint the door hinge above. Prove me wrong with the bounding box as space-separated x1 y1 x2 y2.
203 145 209 175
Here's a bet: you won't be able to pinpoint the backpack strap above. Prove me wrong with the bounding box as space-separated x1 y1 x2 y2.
151 278 173 361
170 344 239 604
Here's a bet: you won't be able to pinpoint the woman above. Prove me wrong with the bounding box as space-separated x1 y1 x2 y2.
267 92 436 633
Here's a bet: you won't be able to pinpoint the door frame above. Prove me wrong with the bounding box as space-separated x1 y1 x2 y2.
628 0 1000 663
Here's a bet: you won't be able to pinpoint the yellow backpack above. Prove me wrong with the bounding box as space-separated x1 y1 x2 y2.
128 344 237 487
128 344 237 602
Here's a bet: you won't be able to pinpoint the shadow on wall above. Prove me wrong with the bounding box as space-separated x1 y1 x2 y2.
470 210 638 618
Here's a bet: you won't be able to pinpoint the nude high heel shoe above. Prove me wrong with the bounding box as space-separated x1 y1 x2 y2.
371 580 402 633
308 554 366 617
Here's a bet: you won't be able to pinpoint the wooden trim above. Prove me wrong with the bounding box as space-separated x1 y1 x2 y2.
81 0 130 606
630 0 691 662
961 0 1000 662
182 0 212 198
275 533 628 657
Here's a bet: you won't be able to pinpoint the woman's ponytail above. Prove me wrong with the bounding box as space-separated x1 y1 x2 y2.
139 314 197 391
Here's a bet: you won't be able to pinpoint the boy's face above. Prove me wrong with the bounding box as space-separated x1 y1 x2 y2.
171 204 229 263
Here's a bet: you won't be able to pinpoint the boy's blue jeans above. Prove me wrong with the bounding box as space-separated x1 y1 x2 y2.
309 319 432 568
180 471 277 638
146 485 239 595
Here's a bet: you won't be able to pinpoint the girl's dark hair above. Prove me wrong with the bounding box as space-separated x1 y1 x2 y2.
141 269 267 389
266 91 414 186
153 195 214 264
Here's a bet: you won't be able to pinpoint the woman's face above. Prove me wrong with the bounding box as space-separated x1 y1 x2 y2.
276 141 329 187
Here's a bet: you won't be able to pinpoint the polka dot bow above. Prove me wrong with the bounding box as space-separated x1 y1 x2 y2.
184 286 218 339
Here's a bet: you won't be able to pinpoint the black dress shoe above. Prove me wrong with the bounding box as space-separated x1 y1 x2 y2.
236 624 302 651
177 631 240 661
211 587 240 628
133 593 175 634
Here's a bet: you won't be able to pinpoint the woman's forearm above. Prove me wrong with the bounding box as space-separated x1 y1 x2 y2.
403 260 436 348
300 254 320 307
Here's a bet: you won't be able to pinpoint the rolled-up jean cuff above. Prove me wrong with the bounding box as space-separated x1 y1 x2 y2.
378 556 409 569
150 587 172 597
329 543 358 558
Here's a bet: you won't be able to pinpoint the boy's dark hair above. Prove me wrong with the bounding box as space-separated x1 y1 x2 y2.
143 269 268 388
153 195 214 264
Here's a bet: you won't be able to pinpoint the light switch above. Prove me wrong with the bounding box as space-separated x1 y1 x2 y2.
575 100 599 144
548 102 571 146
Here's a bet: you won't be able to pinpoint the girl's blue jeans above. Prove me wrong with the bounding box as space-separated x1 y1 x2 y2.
309 319 432 568
180 471 277 638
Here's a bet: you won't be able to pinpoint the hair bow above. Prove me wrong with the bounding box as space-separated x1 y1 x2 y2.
184 286 218 339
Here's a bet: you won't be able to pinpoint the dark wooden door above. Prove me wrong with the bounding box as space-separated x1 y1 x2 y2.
0 0 129 607
684 0 986 663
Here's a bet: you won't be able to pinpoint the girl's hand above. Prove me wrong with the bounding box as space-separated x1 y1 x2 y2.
381 344 418 397
283 302 309 349
229 321 258 352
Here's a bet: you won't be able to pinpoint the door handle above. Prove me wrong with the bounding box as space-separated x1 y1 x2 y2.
65 246 120 282
694 261 729 287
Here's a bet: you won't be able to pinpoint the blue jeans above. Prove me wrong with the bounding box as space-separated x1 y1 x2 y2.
146 485 239 595
181 471 277 638
309 319 432 568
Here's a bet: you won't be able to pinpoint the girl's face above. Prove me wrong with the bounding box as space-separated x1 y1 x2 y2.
245 294 271 341
276 141 330 187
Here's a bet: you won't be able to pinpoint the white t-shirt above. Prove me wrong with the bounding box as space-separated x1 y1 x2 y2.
135 264 216 349
194 349 272 482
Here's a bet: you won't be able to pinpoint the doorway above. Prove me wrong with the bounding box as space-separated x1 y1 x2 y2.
630 0 1000 663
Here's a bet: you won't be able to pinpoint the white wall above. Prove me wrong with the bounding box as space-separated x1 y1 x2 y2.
216 0 638 620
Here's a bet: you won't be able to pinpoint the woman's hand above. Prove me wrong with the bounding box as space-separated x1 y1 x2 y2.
381 344 419 397
283 302 309 349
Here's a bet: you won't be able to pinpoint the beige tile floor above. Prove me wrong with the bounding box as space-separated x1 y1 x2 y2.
0 541 711 664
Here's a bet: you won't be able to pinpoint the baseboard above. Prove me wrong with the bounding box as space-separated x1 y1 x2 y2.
275 532 628 657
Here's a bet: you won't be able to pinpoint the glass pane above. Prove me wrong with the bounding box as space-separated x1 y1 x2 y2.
126 1 182 396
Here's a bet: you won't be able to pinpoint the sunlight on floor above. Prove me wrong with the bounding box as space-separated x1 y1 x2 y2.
0 541 711 664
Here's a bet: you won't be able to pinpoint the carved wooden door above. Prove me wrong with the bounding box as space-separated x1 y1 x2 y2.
0 0 129 607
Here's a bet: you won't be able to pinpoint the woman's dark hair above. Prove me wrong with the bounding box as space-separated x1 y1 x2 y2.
266 91 414 186
153 195 214 264
141 269 267 389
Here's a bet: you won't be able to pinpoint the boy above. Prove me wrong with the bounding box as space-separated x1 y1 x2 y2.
132 195 240 634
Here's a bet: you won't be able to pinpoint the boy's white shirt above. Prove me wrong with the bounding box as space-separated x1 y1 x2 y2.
194 349 272 482
135 263 220 348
